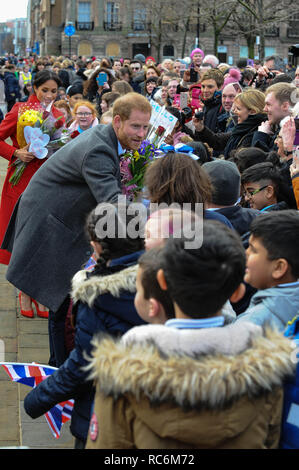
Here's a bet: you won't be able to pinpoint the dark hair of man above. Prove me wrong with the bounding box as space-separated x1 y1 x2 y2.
85 202 144 272
144 152 212 210
138 248 175 319
119 66 133 79
249 210 299 278
130 60 142 66
231 148 280 174
236 59 248 69
33 69 62 89
241 161 295 207
161 221 246 318
271 74 293 85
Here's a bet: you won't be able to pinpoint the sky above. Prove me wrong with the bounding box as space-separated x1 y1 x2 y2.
0 0 29 22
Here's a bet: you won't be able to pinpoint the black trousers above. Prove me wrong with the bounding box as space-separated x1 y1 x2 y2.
74 437 86 449
48 296 70 367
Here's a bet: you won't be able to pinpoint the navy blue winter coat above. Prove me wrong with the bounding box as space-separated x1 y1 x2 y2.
4 71 21 102
23 251 146 442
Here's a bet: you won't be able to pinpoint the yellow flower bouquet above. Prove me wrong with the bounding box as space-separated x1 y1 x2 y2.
16 104 43 149
8 104 44 186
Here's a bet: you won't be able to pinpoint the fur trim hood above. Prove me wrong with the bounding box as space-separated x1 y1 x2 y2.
87 323 295 410
71 264 138 307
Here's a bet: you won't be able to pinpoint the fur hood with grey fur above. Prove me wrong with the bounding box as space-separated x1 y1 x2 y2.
71 264 138 307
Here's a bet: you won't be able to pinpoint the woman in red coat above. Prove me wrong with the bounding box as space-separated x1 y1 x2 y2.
0 70 64 317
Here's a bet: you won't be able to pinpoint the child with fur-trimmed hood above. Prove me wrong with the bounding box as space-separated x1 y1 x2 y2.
86 221 295 449
23 202 146 448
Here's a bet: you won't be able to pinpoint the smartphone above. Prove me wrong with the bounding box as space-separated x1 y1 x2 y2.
189 68 198 83
173 94 181 108
96 72 108 86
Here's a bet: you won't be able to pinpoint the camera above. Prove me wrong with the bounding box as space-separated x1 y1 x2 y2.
194 111 204 120
266 71 276 80
181 107 193 124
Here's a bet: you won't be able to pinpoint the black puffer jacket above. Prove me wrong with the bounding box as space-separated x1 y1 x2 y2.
202 91 225 133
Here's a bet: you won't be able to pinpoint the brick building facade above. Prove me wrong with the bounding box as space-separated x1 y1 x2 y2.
28 0 299 65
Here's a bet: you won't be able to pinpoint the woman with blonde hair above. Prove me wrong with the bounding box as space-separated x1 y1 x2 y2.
69 100 99 133
193 88 267 159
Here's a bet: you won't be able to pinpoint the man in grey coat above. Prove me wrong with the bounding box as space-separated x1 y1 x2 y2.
3 92 151 364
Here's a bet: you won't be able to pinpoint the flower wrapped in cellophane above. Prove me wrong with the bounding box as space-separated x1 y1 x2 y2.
120 140 158 201
9 105 74 186
16 103 44 149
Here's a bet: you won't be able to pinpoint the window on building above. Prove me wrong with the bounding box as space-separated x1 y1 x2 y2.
78 2 91 23
106 2 120 27
265 47 276 57
239 46 248 58
288 13 299 38
163 45 174 57
133 7 146 31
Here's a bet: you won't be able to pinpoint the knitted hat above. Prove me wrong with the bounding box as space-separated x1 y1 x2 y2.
145 56 156 64
190 48 205 60
134 54 146 64
223 68 242 89
203 160 241 206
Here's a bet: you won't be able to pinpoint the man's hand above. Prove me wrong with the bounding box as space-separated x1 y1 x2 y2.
183 70 190 83
258 120 273 135
192 110 204 132
281 117 296 152
290 153 299 178
14 144 35 163
164 134 174 145
257 65 269 79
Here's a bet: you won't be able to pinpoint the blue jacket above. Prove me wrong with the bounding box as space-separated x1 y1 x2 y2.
236 282 299 331
4 71 21 102
23 251 146 442
281 315 299 449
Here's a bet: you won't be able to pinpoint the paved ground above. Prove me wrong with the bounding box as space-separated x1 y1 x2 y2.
0 152 74 449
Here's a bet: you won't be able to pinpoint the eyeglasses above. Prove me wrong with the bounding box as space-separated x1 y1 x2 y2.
131 66 141 71
75 112 92 117
244 185 268 198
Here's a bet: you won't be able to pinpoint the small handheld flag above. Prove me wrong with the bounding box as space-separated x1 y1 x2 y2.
0 362 74 439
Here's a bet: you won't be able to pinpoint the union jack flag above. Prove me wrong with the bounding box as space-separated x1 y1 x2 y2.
0 362 74 439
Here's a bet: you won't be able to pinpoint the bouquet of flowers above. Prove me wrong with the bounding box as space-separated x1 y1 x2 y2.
120 140 158 201
39 111 72 150
16 103 44 149
9 104 73 186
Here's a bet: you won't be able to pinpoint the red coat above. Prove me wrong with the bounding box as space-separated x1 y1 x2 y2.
0 95 64 264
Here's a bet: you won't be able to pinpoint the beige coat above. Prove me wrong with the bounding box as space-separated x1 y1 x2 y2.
86 323 295 449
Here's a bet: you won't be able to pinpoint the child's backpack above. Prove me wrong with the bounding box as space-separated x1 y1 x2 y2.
280 314 299 449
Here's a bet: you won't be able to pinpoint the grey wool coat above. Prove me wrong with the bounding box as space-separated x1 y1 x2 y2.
3 123 122 312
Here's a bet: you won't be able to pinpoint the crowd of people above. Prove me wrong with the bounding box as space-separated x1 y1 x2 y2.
0 48 299 450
